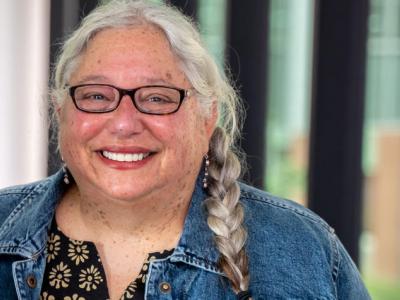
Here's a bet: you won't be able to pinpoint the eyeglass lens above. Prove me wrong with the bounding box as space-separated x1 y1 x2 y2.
72 85 182 114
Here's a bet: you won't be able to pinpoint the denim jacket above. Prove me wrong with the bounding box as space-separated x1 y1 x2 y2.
0 170 370 299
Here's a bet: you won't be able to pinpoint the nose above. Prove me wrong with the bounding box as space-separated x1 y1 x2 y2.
106 95 144 136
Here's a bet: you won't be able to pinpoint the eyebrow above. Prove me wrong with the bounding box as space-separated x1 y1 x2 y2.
75 75 109 85
74 75 174 87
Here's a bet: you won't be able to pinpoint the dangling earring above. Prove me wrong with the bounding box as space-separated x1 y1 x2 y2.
203 154 209 189
62 164 70 185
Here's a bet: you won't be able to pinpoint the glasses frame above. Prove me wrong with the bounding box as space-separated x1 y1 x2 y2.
68 83 191 115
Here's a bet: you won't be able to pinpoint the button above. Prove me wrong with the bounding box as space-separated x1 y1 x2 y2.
26 275 37 288
159 281 171 293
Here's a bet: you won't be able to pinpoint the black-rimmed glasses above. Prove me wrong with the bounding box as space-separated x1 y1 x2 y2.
68 84 191 115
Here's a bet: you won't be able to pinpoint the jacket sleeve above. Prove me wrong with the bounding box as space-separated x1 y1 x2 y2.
333 234 371 299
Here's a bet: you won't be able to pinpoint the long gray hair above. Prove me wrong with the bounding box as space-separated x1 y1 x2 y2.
51 0 249 294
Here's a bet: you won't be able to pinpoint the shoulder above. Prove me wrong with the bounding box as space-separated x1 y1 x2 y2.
0 177 56 225
238 182 335 258
238 183 370 298
239 182 333 234
239 183 337 294
238 182 335 263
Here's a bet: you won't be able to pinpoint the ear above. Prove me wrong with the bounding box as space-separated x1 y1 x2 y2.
51 95 62 119
205 101 218 139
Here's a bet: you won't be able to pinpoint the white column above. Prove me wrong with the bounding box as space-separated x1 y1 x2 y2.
0 0 50 188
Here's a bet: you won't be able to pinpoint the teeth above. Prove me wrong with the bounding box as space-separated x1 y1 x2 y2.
102 151 150 162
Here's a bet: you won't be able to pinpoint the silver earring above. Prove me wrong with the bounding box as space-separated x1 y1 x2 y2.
203 154 209 189
62 165 70 185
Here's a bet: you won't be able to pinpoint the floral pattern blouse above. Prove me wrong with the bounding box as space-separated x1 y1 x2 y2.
40 219 173 300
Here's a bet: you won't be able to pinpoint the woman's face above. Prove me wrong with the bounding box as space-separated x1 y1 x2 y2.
58 25 216 202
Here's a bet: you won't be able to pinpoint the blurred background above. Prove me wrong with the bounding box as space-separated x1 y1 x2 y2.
0 0 399 298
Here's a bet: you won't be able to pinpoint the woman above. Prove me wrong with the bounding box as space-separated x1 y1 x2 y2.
0 0 370 299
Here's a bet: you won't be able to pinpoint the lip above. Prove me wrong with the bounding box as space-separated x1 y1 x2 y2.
96 146 156 170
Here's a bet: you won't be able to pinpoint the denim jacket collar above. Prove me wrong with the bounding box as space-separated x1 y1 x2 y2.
0 171 65 259
170 174 222 275
0 169 222 274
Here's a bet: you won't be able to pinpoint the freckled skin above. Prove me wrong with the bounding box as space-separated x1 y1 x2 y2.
56 25 217 300
59 25 216 203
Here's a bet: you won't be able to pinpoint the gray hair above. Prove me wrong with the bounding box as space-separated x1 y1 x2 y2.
52 0 242 144
51 0 249 294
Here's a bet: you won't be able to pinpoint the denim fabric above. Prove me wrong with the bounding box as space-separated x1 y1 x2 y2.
0 170 371 299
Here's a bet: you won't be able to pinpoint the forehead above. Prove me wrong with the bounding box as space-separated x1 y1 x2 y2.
70 25 188 86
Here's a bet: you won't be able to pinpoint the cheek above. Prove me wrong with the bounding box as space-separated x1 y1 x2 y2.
59 109 104 154
62 105 103 135
150 114 204 153
172 115 208 163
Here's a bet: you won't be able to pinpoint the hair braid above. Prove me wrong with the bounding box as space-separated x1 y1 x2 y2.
51 0 250 295
205 127 250 294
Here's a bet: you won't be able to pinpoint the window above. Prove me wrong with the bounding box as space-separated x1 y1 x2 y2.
265 0 314 205
362 0 400 297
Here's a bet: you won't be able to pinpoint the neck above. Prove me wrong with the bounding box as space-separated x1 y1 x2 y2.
56 179 195 250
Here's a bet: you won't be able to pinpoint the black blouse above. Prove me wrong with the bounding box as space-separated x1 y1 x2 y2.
40 219 173 300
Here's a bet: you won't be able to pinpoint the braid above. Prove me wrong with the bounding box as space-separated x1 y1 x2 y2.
204 127 250 293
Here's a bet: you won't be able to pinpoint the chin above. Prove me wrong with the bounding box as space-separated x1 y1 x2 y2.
101 182 157 202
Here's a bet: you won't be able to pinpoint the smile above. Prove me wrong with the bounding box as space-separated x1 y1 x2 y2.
101 150 150 162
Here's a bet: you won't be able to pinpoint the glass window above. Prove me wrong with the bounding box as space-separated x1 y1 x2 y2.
265 0 315 206
198 0 227 67
197 0 314 206
362 0 400 297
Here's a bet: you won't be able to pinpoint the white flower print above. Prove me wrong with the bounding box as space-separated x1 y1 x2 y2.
40 291 55 300
64 294 86 300
46 233 61 263
79 265 103 291
68 240 90 265
137 254 156 284
120 281 137 299
49 261 72 289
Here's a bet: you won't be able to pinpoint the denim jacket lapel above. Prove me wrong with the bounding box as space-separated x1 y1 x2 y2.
170 173 222 275
0 170 64 258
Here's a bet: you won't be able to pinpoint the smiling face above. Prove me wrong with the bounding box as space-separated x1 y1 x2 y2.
58 25 216 203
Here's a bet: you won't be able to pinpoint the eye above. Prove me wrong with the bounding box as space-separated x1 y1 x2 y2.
76 89 115 102
83 93 112 101
90 94 104 100
146 95 174 104
135 87 181 113
73 84 116 102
